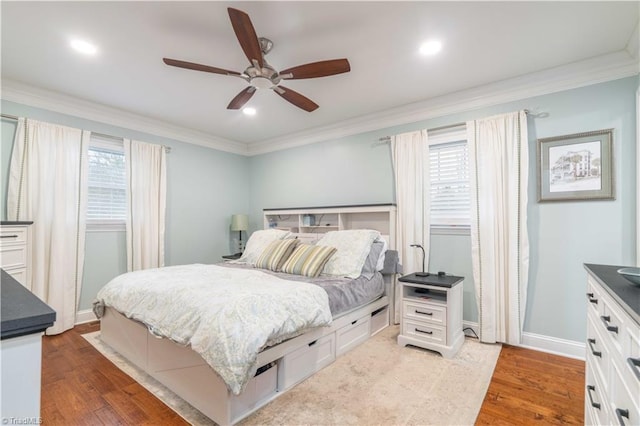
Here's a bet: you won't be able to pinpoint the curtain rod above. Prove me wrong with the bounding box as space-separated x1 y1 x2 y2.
1 114 171 153
377 109 533 142
1 113 19 121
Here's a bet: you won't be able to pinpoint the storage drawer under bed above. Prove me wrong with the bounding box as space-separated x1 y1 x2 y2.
278 333 335 391
336 314 370 356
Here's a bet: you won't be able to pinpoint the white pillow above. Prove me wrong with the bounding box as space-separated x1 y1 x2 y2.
316 229 381 278
234 229 291 265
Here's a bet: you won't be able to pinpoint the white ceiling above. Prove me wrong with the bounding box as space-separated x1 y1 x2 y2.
1 2 639 154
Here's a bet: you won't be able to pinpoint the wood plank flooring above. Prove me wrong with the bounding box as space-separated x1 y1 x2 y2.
41 324 585 425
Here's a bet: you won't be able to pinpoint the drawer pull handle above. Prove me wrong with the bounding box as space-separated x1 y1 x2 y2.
351 320 358 325
586 385 601 410
415 310 433 316
615 408 629 425
600 315 618 334
308 340 318 347
587 338 601 358
0 235 18 239
586 292 598 304
416 329 433 335
628 357 640 381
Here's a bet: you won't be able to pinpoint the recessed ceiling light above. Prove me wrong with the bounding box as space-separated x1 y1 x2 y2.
70 39 97 55
243 107 256 116
419 40 442 56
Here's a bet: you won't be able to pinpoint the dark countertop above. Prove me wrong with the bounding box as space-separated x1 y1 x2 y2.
399 272 464 288
0 221 34 225
584 264 640 326
1 269 56 339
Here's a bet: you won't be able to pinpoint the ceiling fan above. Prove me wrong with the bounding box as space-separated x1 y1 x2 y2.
163 7 351 112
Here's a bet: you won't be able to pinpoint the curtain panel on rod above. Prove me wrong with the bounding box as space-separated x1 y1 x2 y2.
7 118 89 335
124 139 167 271
467 110 529 344
391 130 430 324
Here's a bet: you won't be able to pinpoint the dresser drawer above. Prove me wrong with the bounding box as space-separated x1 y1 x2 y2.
403 300 446 326
600 297 625 357
586 276 603 316
611 361 640 426
585 366 610 426
402 319 445 345
336 314 370 356
587 314 611 391
279 333 335 390
0 245 27 269
0 227 28 245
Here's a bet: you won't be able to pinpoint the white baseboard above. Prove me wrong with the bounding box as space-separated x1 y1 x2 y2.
463 322 585 360
521 331 585 361
75 308 98 325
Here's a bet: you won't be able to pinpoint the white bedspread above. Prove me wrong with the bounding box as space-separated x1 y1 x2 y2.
94 264 332 395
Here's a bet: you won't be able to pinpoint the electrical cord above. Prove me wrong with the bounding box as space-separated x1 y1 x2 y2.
463 327 479 339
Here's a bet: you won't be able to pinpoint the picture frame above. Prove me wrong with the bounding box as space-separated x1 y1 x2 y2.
537 128 614 202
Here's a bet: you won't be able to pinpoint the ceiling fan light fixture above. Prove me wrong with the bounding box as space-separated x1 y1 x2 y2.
243 107 257 116
419 40 442 56
250 76 274 90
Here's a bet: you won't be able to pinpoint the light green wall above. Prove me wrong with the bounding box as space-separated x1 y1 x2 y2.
249 76 638 342
1 76 637 341
1 100 250 310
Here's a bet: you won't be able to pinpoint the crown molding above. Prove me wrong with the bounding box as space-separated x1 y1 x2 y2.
247 50 640 156
2 50 638 158
0 79 249 156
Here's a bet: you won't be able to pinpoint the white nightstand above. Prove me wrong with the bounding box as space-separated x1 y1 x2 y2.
397 273 464 358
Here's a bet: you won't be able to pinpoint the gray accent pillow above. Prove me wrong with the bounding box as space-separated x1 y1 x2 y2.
360 240 385 279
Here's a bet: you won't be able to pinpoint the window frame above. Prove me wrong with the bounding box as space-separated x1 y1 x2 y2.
86 134 127 232
428 126 470 235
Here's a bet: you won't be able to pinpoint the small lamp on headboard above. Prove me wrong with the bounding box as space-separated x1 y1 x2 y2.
231 214 249 253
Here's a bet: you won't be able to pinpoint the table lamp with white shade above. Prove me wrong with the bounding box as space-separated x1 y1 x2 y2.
231 214 249 253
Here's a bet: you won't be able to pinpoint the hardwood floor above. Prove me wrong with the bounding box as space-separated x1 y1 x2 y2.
41 322 188 425
476 344 585 425
41 324 585 425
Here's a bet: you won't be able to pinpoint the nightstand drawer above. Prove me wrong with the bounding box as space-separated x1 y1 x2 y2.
403 301 446 326
402 320 445 345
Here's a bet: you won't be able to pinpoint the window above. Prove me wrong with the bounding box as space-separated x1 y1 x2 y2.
429 129 470 232
87 135 126 230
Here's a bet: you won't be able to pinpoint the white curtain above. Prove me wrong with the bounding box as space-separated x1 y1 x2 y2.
124 139 167 271
7 118 89 335
391 130 430 323
467 111 529 344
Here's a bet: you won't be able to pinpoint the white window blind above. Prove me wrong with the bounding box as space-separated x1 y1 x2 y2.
87 135 126 229
429 140 470 228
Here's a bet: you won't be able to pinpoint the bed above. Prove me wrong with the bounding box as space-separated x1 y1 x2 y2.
94 229 399 425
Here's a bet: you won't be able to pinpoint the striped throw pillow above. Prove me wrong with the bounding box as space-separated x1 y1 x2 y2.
281 244 337 278
255 238 299 272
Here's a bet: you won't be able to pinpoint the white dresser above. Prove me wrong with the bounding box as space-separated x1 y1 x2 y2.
0 222 33 290
584 264 640 426
397 272 464 358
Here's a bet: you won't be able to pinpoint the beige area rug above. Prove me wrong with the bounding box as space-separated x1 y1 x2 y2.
83 326 501 425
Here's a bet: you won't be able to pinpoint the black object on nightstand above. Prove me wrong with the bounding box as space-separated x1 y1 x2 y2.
222 253 242 260
399 272 464 288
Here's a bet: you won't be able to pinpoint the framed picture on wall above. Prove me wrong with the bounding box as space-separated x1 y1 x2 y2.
537 128 614 202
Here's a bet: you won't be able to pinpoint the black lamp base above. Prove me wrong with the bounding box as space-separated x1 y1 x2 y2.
415 272 430 277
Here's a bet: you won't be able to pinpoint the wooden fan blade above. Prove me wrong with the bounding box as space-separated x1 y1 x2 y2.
163 58 241 76
227 87 256 110
274 85 319 112
280 59 350 80
228 8 264 68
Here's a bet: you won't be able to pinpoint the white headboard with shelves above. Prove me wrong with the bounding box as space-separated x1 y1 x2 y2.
263 204 396 248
